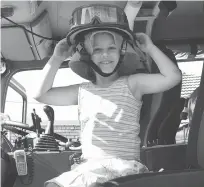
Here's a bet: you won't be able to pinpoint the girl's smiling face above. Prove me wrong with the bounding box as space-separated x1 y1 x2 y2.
90 32 120 74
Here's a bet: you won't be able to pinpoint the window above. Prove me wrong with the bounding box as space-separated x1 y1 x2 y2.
5 86 24 122
12 68 87 128
175 60 203 144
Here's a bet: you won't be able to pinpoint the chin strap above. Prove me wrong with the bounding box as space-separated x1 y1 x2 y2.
75 40 127 77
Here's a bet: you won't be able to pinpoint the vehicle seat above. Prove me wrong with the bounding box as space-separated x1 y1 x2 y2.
139 44 182 146
157 97 185 144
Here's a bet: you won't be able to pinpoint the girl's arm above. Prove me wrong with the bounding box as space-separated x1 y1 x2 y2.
31 39 79 106
128 33 182 99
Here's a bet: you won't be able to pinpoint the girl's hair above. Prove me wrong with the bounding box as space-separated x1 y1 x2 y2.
75 29 127 44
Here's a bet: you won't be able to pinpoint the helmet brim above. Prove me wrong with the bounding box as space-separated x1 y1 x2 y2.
66 24 135 45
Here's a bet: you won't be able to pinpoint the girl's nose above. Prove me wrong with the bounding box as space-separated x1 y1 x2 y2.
101 50 108 58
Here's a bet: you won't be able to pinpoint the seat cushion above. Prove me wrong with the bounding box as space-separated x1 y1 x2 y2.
102 169 204 187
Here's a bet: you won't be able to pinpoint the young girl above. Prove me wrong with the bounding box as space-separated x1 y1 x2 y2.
33 4 182 187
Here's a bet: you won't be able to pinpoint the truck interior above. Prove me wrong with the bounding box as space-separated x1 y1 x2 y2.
1 1 204 187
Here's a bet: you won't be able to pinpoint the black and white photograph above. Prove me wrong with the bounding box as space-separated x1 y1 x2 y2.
1 1 204 187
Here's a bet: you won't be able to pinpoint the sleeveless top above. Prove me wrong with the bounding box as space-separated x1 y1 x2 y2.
78 76 142 161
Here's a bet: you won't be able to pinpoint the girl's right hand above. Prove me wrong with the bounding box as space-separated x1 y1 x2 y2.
53 38 73 61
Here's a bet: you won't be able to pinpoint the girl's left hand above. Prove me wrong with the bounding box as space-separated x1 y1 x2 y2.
135 33 154 53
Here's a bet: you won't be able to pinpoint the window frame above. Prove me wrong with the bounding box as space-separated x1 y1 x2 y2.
175 60 203 144
6 77 27 123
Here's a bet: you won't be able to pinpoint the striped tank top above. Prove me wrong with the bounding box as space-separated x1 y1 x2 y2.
78 76 142 161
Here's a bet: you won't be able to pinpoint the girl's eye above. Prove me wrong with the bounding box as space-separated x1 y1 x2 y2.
109 46 116 51
93 48 102 54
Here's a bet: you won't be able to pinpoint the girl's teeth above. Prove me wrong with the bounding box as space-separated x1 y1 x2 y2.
101 61 110 64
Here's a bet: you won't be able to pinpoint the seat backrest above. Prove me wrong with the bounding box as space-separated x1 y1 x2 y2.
187 66 204 169
157 97 185 144
140 45 182 146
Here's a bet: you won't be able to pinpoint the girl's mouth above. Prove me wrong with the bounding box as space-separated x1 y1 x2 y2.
100 61 112 64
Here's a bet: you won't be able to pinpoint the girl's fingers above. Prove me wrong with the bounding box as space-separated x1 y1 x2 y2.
135 33 145 39
60 38 67 43
57 38 69 47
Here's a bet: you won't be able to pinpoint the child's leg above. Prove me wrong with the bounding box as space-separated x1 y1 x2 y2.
45 158 148 187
